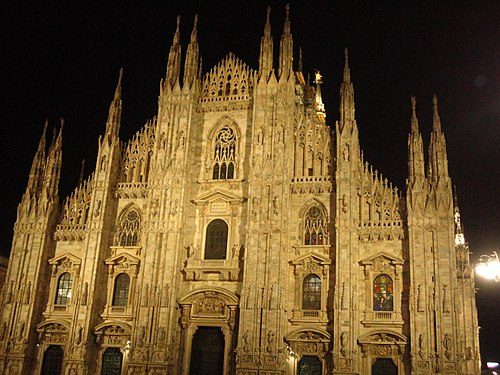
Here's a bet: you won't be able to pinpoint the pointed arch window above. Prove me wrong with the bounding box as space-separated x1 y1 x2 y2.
205 219 228 259
212 127 237 180
55 272 73 305
304 206 327 245
116 209 140 246
302 274 321 310
112 273 130 307
373 274 394 311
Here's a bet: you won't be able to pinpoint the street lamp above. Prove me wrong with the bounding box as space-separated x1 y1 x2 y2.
475 251 500 282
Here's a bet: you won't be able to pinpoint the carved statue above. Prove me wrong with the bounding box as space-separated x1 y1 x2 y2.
16 321 25 342
75 325 83 345
266 330 274 353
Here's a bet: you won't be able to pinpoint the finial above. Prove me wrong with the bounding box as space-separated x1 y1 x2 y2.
283 3 290 34
59 117 64 130
432 94 442 132
173 15 181 44
189 14 198 43
298 46 303 71
267 5 271 20
78 159 86 186
314 70 323 85
343 48 351 83
114 68 123 100
411 96 417 118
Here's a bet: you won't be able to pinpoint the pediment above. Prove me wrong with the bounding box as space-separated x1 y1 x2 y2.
49 253 81 266
290 252 331 266
358 330 407 344
105 252 140 266
194 189 244 205
359 251 403 266
286 328 331 342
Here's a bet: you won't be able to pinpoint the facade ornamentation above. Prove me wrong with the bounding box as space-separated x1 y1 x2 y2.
0 6 480 375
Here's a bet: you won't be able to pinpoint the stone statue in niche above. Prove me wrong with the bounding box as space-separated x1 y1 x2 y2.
266 330 274 353
231 244 240 260
418 334 425 359
16 321 25 342
340 332 348 357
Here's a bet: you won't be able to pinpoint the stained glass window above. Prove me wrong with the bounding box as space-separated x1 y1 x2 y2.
55 272 72 305
101 347 123 375
205 219 228 259
302 274 321 310
373 274 394 311
212 127 236 180
304 207 327 245
117 209 140 246
112 273 130 306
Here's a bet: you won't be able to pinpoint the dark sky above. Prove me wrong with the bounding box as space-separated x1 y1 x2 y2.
1 0 499 363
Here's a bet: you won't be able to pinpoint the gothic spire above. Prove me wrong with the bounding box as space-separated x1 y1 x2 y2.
278 3 293 81
104 68 123 142
428 94 449 182
339 48 356 131
432 94 442 133
258 6 273 79
43 118 63 200
407 96 425 185
25 121 48 196
183 14 200 89
165 15 182 90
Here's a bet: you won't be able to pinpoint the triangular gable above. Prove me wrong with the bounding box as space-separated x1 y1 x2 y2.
49 253 81 266
194 189 244 205
359 251 404 266
290 252 331 266
105 252 140 266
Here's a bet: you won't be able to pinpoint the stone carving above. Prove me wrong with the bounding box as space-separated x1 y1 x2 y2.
266 330 274 353
198 294 225 314
6 281 13 303
340 332 348 357
157 326 166 344
417 284 424 312
443 334 452 360
16 321 25 342
81 282 88 306
93 200 101 217
340 282 347 310
443 285 450 313
272 195 280 215
418 334 425 359
23 281 31 304
252 197 260 216
242 330 250 352
0 321 6 341
75 325 83 345
137 326 145 348
232 244 240 260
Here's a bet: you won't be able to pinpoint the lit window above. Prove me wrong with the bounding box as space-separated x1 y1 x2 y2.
302 274 321 310
112 273 130 307
304 207 327 245
205 219 228 259
212 127 236 180
55 272 73 305
117 209 140 246
373 274 394 311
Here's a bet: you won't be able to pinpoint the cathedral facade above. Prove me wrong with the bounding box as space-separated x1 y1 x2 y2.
0 6 481 375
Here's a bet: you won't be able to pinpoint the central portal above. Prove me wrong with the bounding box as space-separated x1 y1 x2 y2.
190 326 225 375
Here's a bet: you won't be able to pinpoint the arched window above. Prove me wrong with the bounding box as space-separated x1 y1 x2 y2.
373 274 394 311
55 272 73 305
101 347 123 375
117 209 140 246
112 273 130 306
41 345 63 375
304 206 327 245
212 127 236 180
302 274 321 310
205 219 228 259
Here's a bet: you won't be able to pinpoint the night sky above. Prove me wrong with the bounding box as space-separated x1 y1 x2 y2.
1 0 499 364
